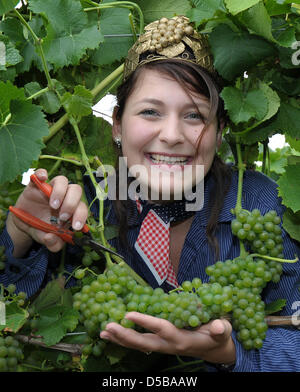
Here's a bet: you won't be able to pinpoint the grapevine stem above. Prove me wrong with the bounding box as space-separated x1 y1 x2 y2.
128 12 137 41
39 154 83 166
15 334 83 355
26 87 49 101
21 363 55 371
83 1 144 34
235 140 247 258
90 63 124 99
93 156 109 227
14 9 54 90
249 253 299 263
235 141 244 214
48 159 62 178
2 113 11 126
68 115 113 268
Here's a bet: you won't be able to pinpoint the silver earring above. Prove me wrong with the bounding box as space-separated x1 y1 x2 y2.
114 137 122 149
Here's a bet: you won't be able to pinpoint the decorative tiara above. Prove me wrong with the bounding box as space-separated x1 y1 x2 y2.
123 15 214 80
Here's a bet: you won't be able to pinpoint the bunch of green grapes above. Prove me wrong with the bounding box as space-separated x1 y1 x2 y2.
205 255 283 350
73 264 234 346
231 288 267 350
231 209 283 257
206 255 283 291
73 253 283 352
0 246 6 271
0 335 24 372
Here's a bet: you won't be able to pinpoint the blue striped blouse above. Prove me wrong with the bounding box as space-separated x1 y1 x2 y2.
1 168 299 372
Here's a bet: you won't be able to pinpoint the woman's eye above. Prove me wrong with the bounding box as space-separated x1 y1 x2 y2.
186 112 204 120
139 109 159 117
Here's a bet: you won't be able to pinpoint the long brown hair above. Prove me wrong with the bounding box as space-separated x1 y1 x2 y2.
112 60 232 260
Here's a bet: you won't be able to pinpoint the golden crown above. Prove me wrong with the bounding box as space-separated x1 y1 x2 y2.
123 16 214 80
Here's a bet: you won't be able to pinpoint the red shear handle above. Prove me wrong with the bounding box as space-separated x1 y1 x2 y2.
9 206 75 245
30 173 53 198
30 174 89 233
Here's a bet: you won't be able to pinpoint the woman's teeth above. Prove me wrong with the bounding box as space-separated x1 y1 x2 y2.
150 154 189 164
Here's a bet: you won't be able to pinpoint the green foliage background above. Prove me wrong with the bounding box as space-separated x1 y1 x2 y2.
0 0 299 372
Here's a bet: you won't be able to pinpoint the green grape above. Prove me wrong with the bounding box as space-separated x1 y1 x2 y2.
0 334 23 372
82 253 93 267
75 269 86 279
6 284 16 294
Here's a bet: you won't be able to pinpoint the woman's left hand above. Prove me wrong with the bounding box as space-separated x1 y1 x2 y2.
100 312 236 365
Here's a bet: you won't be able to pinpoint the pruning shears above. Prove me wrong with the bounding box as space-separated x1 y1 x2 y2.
9 174 124 260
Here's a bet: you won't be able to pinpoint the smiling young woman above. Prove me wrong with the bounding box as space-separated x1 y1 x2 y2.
112 59 231 259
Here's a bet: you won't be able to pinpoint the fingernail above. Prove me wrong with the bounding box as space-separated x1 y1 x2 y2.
51 199 60 209
59 213 70 222
100 332 109 340
73 221 83 231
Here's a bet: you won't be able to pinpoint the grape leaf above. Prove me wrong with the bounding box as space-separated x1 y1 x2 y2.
61 85 93 120
16 16 45 73
273 23 296 48
0 0 19 15
266 70 300 96
286 136 300 152
78 115 117 167
249 101 300 146
106 343 128 365
265 299 287 315
277 163 300 213
187 0 226 26
25 81 62 114
0 80 24 121
282 208 300 242
257 82 281 122
36 305 79 346
30 277 65 312
220 87 268 124
135 0 191 24
0 35 23 71
238 1 275 43
29 0 104 69
265 0 291 16
224 0 260 15
0 302 29 333
0 17 24 44
208 24 276 80
89 7 133 66
275 101 300 140
240 82 281 145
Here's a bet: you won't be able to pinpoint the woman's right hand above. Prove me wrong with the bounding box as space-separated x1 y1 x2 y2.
6 168 88 258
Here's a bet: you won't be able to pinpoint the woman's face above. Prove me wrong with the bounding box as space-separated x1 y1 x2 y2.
113 68 221 202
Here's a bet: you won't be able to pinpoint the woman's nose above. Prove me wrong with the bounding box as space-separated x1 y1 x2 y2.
158 116 185 145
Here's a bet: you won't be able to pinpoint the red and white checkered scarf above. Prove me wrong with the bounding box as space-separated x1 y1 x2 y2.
134 198 194 288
